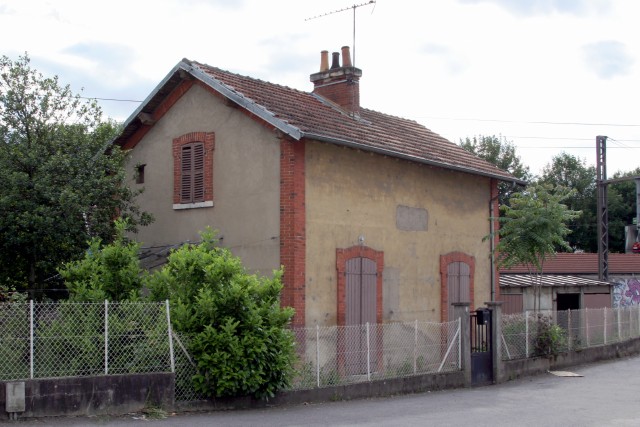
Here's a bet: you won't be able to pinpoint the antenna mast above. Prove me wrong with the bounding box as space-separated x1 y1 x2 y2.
305 1 376 66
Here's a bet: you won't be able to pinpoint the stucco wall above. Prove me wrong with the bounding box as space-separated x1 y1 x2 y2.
304 141 494 325
125 84 280 276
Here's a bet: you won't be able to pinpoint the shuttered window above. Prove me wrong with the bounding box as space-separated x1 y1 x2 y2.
180 142 205 204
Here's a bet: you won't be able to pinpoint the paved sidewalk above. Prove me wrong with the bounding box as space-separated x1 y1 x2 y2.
8 355 640 426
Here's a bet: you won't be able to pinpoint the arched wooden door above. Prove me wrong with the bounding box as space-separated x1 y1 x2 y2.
345 257 378 374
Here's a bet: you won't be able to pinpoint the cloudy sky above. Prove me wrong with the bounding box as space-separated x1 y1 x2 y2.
1 0 638 176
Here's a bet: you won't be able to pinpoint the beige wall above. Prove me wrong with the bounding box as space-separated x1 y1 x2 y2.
305 141 494 326
125 84 281 276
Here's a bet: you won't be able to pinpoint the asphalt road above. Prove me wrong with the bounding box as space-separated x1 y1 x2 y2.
10 355 640 427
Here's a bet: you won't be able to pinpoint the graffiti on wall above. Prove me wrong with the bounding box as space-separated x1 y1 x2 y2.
612 277 640 308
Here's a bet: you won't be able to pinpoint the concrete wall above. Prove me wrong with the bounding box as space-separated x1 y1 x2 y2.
0 373 174 419
126 84 281 276
502 337 640 382
304 141 494 325
176 370 466 412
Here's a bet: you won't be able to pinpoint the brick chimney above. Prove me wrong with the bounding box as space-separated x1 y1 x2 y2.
310 46 362 114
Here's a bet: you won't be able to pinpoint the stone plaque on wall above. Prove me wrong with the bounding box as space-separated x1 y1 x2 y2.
396 205 428 231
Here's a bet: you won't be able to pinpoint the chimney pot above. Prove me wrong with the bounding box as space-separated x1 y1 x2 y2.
330 52 340 69
341 46 352 68
319 50 329 72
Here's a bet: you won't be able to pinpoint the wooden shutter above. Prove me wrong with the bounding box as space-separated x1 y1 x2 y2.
447 261 471 321
180 142 205 203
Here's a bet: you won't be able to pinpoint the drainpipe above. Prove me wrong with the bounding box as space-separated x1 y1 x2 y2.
489 180 502 302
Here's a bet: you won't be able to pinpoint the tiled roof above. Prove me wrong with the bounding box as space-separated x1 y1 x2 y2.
114 59 520 183
500 274 611 288
500 253 640 275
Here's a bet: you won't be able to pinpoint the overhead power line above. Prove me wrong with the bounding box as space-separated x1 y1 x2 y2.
414 116 640 128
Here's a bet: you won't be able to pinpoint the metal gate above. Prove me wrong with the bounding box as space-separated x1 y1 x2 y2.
470 308 493 386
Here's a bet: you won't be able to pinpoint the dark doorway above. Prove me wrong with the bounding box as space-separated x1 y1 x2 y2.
557 293 580 311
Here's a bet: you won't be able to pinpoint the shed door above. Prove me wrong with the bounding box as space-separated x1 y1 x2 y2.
345 257 377 374
448 261 470 321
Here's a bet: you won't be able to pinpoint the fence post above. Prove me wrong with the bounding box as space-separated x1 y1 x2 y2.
366 322 371 381
165 300 175 373
485 301 503 384
316 325 320 388
567 309 572 351
617 307 622 341
413 320 418 375
452 303 471 386
585 307 590 347
525 311 529 358
104 300 109 375
30 300 34 379
603 308 607 345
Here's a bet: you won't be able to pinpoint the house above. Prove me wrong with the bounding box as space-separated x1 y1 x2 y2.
500 253 640 313
113 46 521 328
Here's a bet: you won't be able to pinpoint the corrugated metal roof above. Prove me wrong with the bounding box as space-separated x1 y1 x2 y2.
113 59 522 184
500 253 640 275
500 274 612 288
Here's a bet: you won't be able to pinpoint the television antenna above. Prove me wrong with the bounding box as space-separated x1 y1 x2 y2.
305 1 376 67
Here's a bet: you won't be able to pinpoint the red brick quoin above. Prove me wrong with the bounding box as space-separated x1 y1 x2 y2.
440 251 475 322
336 245 384 326
279 139 306 327
172 132 215 204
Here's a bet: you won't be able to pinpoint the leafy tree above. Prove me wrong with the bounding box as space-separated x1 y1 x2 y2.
538 153 597 252
0 54 152 298
59 219 145 302
489 184 581 311
147 228 296 399
460 135 532 207
607 167 640 252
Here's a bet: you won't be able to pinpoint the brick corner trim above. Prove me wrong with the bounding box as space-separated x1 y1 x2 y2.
279 139 306 327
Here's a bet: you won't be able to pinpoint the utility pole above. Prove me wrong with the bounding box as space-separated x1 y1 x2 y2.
596 135 608 281
596 135 640 279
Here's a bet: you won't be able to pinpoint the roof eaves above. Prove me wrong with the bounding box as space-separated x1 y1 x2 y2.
118 60 188 133
186 63 303 141
303 132 526 184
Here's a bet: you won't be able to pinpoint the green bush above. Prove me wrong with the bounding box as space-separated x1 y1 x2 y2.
147 228 296 399
59 219 145 302
534 315 567 356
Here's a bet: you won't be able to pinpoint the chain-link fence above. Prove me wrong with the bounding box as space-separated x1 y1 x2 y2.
172 319 461 400
0 301 173 381
289 319 461 390
502 305 640 360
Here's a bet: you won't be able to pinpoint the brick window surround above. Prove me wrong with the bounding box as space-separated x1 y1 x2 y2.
336 245 384 326
172 132 214 209
440 252 475 322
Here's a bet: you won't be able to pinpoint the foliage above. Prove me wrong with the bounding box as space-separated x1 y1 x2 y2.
488 183 581 311
492 183 581 270
607 167 640 252
533 315 567 356
538 153 597 252
0 53 152 298
59 219 145 302
459 135 532 207
147 228 296 399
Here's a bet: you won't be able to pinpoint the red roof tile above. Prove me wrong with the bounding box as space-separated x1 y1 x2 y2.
115 59 520 183
500 253 640 275
193 61 517 182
